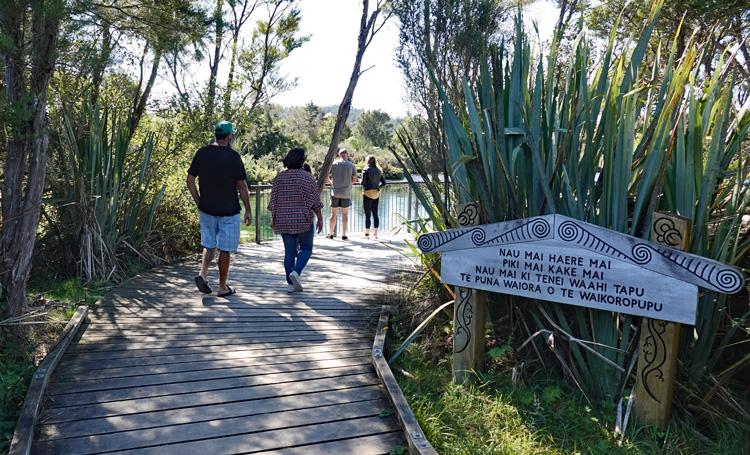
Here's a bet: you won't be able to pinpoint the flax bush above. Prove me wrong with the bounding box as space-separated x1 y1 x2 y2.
396 1 750 401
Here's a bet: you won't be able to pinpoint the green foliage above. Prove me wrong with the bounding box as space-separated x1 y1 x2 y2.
488 345 512 360
49 104 168 281
354 109 393 148
30 278 109 307
393 342 750 454
242 153 283 185
0 341 34 454
394 3 750 401
237 2 309 107
235 111 297 160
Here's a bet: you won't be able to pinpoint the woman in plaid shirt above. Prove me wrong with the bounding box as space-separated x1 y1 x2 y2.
268 148 324 292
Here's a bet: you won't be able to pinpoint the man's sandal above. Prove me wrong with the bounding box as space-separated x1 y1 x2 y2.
194 276 212 294
217 286 235 298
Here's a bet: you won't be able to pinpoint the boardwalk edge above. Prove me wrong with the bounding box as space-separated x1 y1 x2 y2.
372 305 438 455
9 305 89 455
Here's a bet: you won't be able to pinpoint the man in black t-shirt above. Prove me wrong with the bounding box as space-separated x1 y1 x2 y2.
186 121 252 297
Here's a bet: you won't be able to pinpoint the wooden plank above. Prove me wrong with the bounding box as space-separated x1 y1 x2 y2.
46 364 375 408
38 385 387 441
77 320 369 333
56 348 374 380
34 399 393 454
76 328 369 344
40 374 380 424
54 351 372 385
253 432 405 455
101 292 379 303
111 415 401 454
61 340 372 369
83 318 372 329
26 239 411 451
48 356 373 395
8 306 88 455
71 333 369 352
372 306 437 454
65 337 371 360
88 309 375 319
634 212 690 427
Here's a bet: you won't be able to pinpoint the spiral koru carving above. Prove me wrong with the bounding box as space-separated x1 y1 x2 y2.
454 287 474 354
652 217 683 247
531 218 552 238
631 243 653 265
417 234 436 252
457 203 480 226
638 244 744 293
416 228 473 252
470 227 487 246
479 217 551 247
557 221 631 260
641 319 668 403
557 220 581 242
716 268 743 293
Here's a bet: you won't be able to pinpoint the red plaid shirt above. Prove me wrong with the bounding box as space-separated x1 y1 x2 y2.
268 169 323 234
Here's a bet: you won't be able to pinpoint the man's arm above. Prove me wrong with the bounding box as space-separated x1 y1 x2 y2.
186 174 200 207
237 179 252 225
351 165 359 184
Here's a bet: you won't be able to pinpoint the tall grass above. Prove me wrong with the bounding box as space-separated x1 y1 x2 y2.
55 105 166 281
395 1 750 401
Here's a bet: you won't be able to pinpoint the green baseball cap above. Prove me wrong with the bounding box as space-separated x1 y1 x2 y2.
215 120 237 136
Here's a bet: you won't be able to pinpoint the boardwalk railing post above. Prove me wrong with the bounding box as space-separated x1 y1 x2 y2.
633 212 691 426
255 186 261 244
452 202 487 384
407 187 413 222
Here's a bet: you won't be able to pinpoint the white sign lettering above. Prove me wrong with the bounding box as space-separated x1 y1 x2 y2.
441 240 698 324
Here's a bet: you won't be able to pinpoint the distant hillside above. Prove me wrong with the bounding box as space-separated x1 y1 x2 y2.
319 105 364 125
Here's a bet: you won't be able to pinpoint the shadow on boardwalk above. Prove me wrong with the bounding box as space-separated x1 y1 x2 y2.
32 235 412 454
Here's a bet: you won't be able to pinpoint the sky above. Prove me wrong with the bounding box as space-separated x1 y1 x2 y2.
272 0 560 118
152 0 560 118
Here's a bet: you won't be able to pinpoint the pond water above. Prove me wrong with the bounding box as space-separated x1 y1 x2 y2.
248 182 431 242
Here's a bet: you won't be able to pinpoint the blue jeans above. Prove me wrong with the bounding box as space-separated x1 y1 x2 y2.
281 224 314 284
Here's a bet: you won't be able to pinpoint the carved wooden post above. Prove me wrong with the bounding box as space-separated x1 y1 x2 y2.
452 202 487 384
634 212 691 426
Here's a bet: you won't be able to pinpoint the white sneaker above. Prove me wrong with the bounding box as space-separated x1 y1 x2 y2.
289 271 303 292
286 284 297 293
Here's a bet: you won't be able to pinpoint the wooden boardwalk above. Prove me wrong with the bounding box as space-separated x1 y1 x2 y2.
32 237 411 454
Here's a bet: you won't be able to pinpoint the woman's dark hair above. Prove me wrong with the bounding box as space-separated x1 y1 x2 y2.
282 147 306 169
303 163 312 173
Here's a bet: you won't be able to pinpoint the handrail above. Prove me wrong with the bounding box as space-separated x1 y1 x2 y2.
250 181 427 244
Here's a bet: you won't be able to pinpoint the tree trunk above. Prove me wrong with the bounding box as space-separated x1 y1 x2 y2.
223 30 240 118
90 23 113 105
316 0 386 192
128 48 163 138
205 0 224 126
1 2 62 318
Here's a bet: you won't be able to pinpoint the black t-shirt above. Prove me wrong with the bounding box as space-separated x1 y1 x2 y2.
188 145 247 216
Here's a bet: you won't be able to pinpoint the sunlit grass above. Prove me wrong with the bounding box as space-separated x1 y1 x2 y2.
392 342 750 454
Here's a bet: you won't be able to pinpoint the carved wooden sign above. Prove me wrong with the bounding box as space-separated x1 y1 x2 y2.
418 214 744 325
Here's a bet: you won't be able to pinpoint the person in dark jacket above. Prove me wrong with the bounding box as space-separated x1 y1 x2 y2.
361 155 386 239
